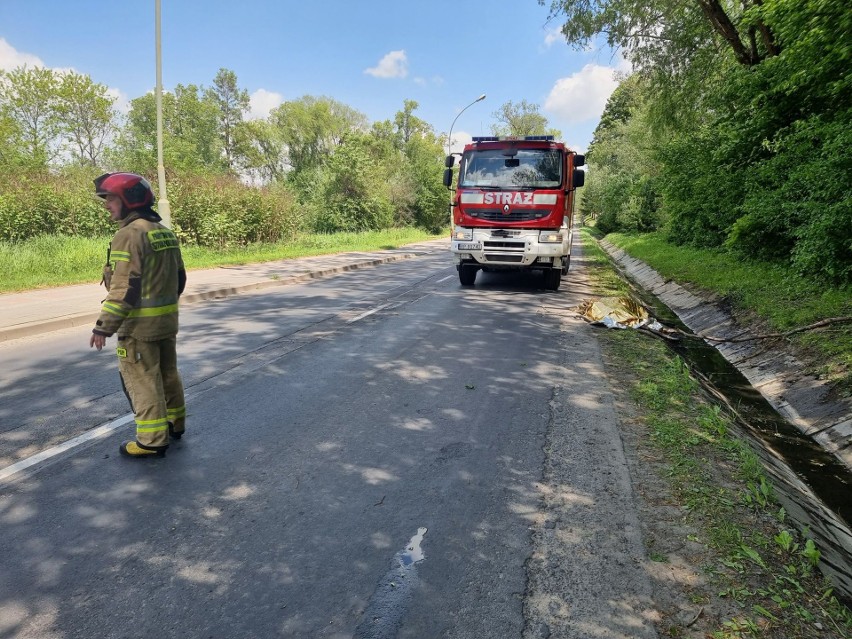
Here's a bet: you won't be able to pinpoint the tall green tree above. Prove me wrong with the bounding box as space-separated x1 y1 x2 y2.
551 0 851 284
0 66 62 166
370 101 447 231
111 84 223 173
394 99 432 145
270 95 368 175
205 68 249 170
583 76 663 234
540 0 779 70
0 109 24 167
233 118 287 183
490 100 561 138
56 71 117 166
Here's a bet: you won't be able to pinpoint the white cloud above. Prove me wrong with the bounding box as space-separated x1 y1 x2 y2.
566 141 588 155
364 50 408 79
448 130 474 155
0 39 128 113
414 74 443 87
544 27 563 48
106 87 131 115
248 88 284 120
0 37 44 70
544 63 620 124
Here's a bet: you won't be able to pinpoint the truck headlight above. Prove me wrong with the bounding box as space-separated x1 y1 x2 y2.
453 229 473 241
539 231 563 243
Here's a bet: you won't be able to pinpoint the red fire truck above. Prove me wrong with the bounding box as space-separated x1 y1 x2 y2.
443 135 585 291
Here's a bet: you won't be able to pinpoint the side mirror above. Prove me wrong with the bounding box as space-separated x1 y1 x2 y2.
443 168 454 188
445 155 455 168
573 154 585 167
572 168 585 188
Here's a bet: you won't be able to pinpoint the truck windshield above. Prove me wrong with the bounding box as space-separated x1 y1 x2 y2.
459 148 562 189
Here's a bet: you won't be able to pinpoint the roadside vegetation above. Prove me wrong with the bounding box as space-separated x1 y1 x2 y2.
549 0 850 288
542 0 849 394
580 227 852 638
0 227 443 293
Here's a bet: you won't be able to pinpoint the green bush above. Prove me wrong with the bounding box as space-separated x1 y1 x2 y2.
726 113 852 284
658 130 746 248
153 173 301 248
0 169 110 242
404 137 450 233
307 136 395 233
0 168 301 249
595 210 621 235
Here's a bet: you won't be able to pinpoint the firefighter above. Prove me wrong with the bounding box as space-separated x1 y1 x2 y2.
89 172 187 459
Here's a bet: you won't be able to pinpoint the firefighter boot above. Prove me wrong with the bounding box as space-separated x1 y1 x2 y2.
119 441 166 458
168 422 184 440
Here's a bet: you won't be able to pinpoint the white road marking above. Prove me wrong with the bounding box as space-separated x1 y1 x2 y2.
0 413 134 483
347 303 392 324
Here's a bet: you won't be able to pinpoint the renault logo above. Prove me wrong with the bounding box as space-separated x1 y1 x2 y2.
502 204 510 214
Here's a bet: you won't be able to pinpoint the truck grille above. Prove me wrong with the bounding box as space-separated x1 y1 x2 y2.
468 208 549 222
483 238 525 263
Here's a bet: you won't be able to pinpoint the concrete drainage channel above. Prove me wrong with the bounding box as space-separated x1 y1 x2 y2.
598 240 852 600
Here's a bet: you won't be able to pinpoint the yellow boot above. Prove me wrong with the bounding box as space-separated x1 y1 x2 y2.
119 441 166 458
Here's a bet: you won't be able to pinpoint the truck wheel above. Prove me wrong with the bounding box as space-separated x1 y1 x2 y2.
562 254 571 275
544 268 561 291
459 264 478 286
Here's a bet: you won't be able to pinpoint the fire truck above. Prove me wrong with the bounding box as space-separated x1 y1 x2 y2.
443 135 585 291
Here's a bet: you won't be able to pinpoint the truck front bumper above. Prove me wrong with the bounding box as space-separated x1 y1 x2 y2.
450 228 569 268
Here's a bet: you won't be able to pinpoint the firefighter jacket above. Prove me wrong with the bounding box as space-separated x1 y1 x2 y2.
93 210 187 341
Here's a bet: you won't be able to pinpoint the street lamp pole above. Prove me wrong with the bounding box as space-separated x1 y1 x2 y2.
447 93 486 156
155 0 172 227
447 94 485 234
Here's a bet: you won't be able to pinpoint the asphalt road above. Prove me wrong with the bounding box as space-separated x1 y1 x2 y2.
0 244 658 638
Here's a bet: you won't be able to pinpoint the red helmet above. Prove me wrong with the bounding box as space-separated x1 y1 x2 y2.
94 173 155 210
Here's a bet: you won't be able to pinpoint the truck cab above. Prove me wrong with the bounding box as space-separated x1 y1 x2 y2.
444 136 584 291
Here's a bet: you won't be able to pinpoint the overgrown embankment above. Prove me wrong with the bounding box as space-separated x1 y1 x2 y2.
601 231 851 398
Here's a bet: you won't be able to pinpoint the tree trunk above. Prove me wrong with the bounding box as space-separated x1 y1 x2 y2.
751 0 782 57
696 0 758 65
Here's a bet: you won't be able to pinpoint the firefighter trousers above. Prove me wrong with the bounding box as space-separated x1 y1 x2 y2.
117 335 186 449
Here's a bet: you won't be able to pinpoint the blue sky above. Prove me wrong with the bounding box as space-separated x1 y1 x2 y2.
0 1 628 153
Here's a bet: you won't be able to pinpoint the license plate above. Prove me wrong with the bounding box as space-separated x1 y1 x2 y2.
457 242 481 251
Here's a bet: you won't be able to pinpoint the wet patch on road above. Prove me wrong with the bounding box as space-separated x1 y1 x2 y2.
354 527 428 639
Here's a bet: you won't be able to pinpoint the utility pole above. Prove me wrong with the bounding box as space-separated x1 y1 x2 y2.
155 0 172 227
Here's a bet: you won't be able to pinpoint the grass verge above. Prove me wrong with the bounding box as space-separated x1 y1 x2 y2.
0 228 445 294
579 227 852 638
600 230 851 396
